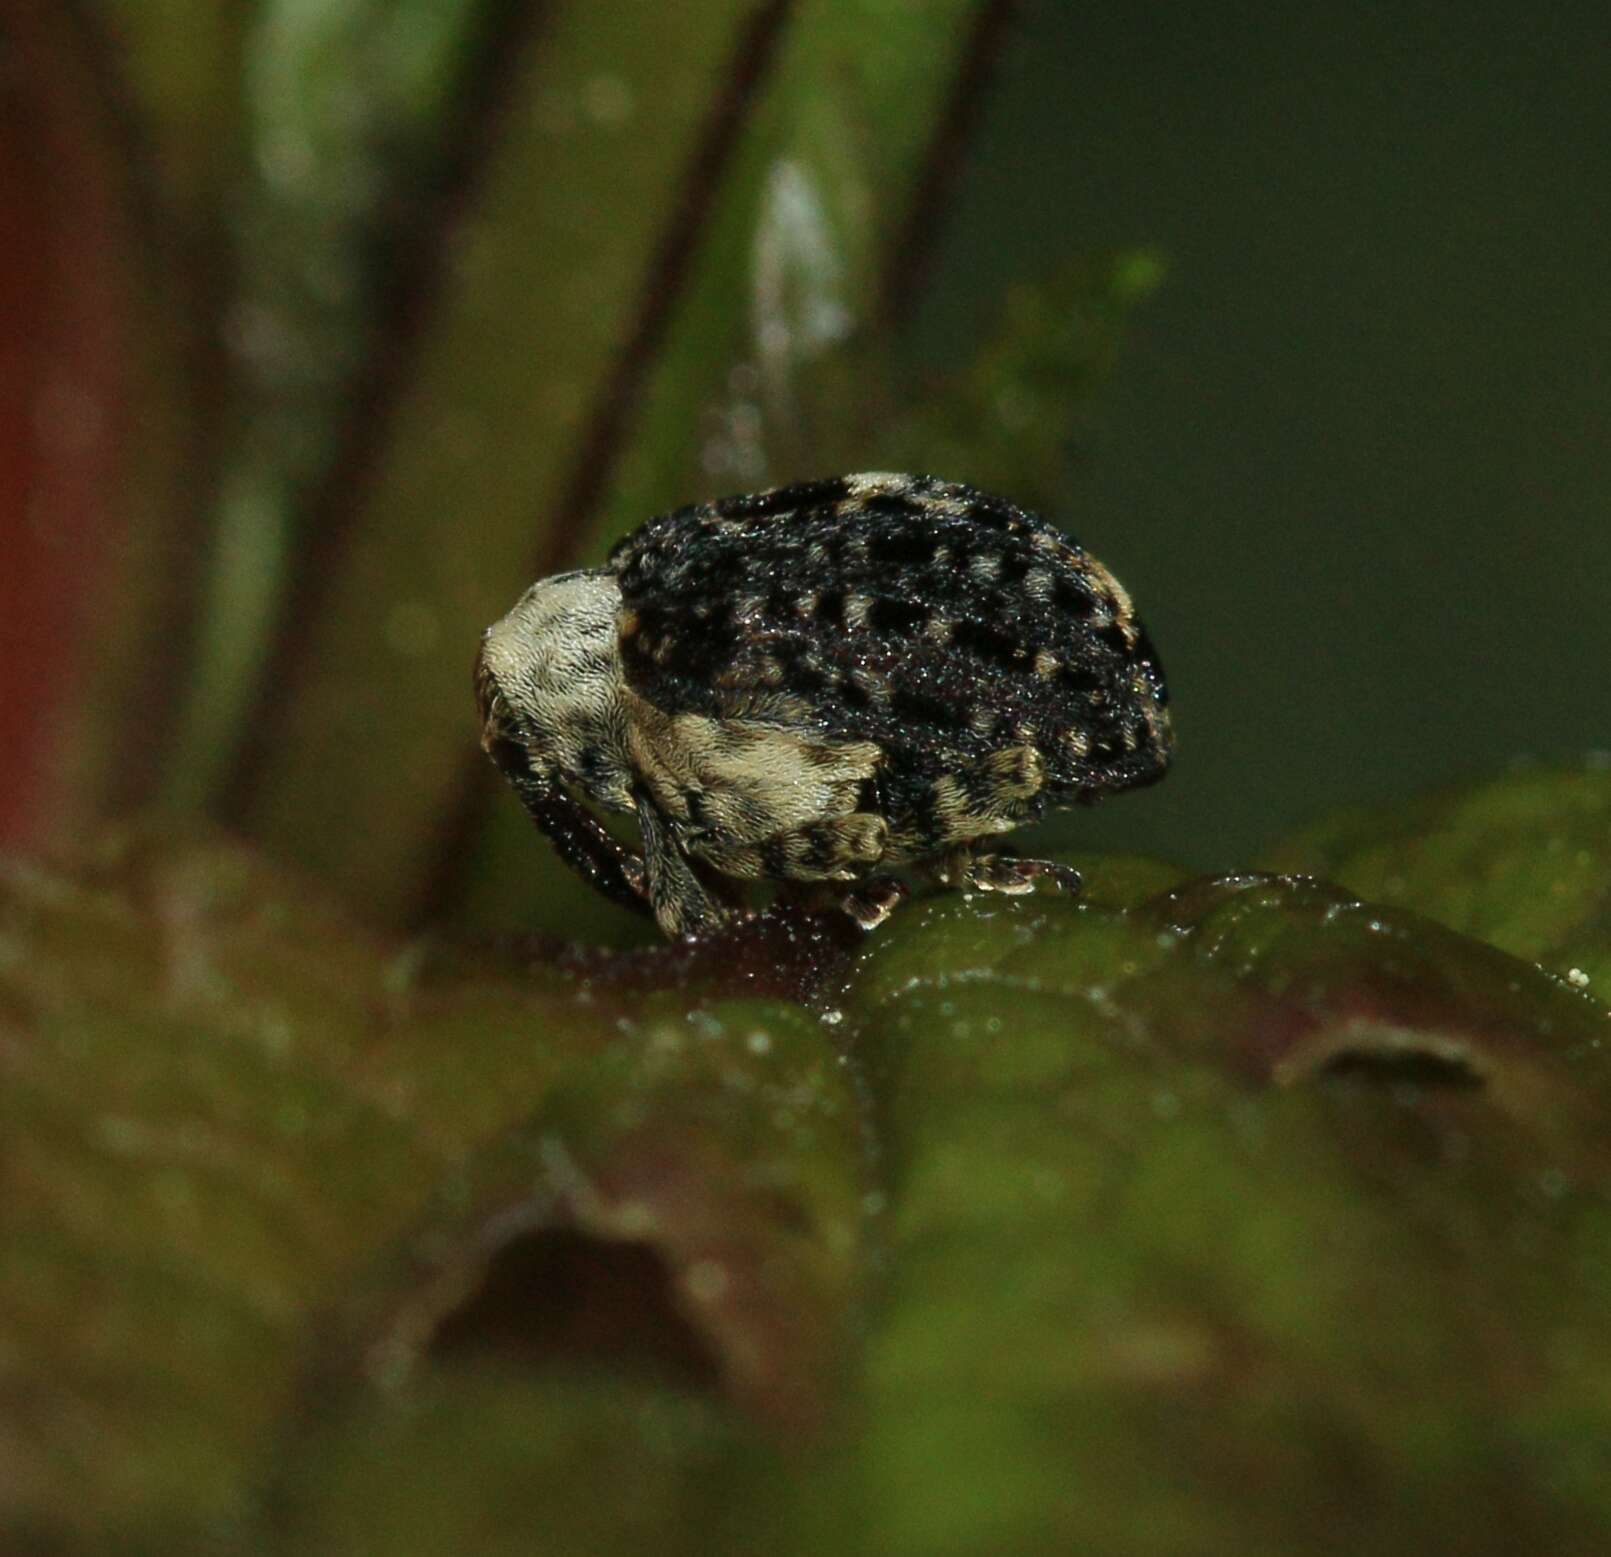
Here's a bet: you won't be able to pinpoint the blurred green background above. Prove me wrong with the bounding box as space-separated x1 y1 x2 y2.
4 0 1608 939
938 1 1611 868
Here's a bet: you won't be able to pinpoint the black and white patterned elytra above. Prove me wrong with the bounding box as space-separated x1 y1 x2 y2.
477 473 1172 939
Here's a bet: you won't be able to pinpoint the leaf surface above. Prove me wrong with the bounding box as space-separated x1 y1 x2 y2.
5 766 1611 1553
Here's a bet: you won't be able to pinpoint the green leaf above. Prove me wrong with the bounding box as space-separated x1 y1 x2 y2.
845 871 1611 1555
162 0 533 813
1265 760 1611 988
6 772 1611 1553
0 831 863 1550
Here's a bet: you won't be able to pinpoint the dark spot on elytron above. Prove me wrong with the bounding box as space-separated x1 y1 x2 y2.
838 678 872 710
869 597 928 636
861 490 923 519
815 588 846 625
674 619 739 675
1095 621 1131 657
867 527 937 566
784 659 828 696
769 637 827 690
1052 579 1097 617
1059 663 1105 695
718 475 849 519
997 552 1031 585
950 618 1022 667
962 498 1015 531
893 685 965 728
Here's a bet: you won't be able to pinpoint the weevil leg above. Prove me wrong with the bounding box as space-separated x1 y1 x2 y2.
838 875 910 930
781 812 889 879
937 843 1082 898
634 791 734 939
482 733 653 918
691 811 889 882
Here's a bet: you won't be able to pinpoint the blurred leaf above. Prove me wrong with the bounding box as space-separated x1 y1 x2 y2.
231 0 794 939
37 2 247 835
163 0 524 810
845 871 1611 1556
6 762 1611 1553
91 0 249 229
1265 760 1611 989
280 1376 799 1557
0 830 864 1550
15 2 529 842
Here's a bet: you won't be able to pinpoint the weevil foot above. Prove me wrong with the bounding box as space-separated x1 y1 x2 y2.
940 846 1082 898
839 876 910 930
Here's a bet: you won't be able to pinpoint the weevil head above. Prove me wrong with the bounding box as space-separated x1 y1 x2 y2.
475 568 635 807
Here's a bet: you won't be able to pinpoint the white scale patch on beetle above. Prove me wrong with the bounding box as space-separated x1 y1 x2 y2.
476 474 1173 939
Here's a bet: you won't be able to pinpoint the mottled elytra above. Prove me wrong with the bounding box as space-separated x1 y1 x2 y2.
476 473 1173 939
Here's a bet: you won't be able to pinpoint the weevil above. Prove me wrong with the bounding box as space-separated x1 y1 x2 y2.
475 474 1172 938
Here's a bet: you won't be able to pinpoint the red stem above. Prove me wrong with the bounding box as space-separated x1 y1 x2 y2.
0 5 131 848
